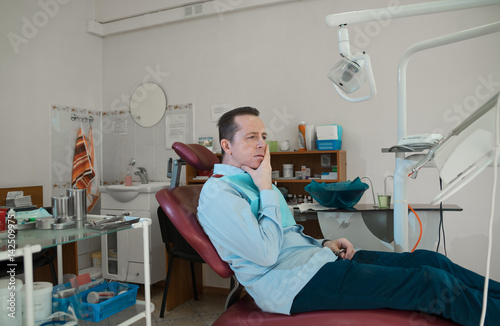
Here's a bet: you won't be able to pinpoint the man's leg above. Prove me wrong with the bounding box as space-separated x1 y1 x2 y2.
354 250 500 298
290 256 500 326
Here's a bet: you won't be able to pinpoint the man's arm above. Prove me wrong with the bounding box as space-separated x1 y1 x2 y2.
198 177 284 267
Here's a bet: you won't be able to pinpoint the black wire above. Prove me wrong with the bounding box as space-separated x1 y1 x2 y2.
436 215 441 252
440 200 447 256
436 178 447 256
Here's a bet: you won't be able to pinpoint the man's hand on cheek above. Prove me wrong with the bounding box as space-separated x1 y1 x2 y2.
242 146 273 191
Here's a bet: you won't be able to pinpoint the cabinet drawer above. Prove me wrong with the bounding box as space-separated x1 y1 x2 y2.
126 262 151 284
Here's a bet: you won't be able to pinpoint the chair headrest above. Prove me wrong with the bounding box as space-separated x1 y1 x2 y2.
172 142 220 171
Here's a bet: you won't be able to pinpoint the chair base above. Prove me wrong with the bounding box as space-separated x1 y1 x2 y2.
213 294 458 326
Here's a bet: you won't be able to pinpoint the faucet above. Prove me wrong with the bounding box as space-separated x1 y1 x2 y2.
135 167 149 184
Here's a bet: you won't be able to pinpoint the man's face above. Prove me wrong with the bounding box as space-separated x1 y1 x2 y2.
222 115 267 169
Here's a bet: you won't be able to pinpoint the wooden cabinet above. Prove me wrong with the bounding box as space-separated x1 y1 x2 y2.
268 150 346 195
186 150 347 195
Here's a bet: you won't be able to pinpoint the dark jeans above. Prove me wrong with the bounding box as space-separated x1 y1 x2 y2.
290 250 500 326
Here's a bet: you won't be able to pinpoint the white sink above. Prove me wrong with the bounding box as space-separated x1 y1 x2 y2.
100 182 170 202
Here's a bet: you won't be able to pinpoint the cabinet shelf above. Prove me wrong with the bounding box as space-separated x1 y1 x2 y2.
272 178 339 183
186 150 346 196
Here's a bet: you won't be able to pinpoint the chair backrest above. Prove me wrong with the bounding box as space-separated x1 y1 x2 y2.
156 142 233 279
156 186 234 279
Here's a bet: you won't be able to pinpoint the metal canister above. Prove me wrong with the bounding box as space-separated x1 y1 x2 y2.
51 196 74 220
66 188 87 221
36 217 56 230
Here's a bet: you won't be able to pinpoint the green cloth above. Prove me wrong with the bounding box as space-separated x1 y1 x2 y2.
221 173 296 228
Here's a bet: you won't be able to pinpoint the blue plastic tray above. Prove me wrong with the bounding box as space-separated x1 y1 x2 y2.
53 282 138 322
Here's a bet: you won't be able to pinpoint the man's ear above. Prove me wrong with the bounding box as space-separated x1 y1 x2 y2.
221 139 231 155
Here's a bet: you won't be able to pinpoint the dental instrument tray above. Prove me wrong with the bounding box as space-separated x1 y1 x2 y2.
15 221 37 230
85 215 140 230
53 220 76 229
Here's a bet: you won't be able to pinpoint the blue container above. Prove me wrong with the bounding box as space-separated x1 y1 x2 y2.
316 140 342 150
53 282 138 322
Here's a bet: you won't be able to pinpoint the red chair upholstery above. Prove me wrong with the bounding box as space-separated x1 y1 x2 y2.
214 294 458 326
156 142 458 326
172 142 220 172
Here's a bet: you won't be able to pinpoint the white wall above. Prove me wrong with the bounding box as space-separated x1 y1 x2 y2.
100 0 500 282
0 0 102 204
1 0 499 285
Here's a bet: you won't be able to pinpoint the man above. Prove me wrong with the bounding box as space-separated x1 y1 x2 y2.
197 107 500 326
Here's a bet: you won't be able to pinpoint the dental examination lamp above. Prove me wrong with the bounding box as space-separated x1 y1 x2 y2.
327 25 377 103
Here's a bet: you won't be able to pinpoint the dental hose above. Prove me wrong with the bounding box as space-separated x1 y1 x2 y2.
408 204 422 253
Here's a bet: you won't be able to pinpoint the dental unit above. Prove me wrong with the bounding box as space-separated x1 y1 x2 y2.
326 1 500 324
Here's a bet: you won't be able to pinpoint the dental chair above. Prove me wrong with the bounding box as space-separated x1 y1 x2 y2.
155 142 457 326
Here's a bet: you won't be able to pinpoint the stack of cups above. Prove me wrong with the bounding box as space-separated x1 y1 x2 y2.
51 196 74 222
67 188 87 221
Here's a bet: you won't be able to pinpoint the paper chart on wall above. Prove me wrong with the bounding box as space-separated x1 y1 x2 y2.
165 103 194 149
211 103 233 122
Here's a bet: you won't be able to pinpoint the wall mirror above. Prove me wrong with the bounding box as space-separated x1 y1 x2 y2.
130 82 167 127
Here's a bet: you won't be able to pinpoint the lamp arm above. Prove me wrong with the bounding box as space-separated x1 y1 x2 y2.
398 21 500 141
337 25 352 59
325 0 500 27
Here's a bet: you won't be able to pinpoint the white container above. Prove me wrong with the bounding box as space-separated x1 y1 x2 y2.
0 278 23 326
280 140 290 151
23 281 53 322
305 124 316 151
91 251 102 268
283 164 294 178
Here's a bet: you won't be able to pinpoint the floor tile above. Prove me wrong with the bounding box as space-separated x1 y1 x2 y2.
155 316 207 325
132 282 226 326
200 313 221 326
160 302 199 320
190 293 226 315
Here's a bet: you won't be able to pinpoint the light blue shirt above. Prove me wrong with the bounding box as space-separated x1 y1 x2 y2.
197 164 338 314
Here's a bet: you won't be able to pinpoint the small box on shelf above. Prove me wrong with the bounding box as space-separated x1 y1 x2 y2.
316 140 342 151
